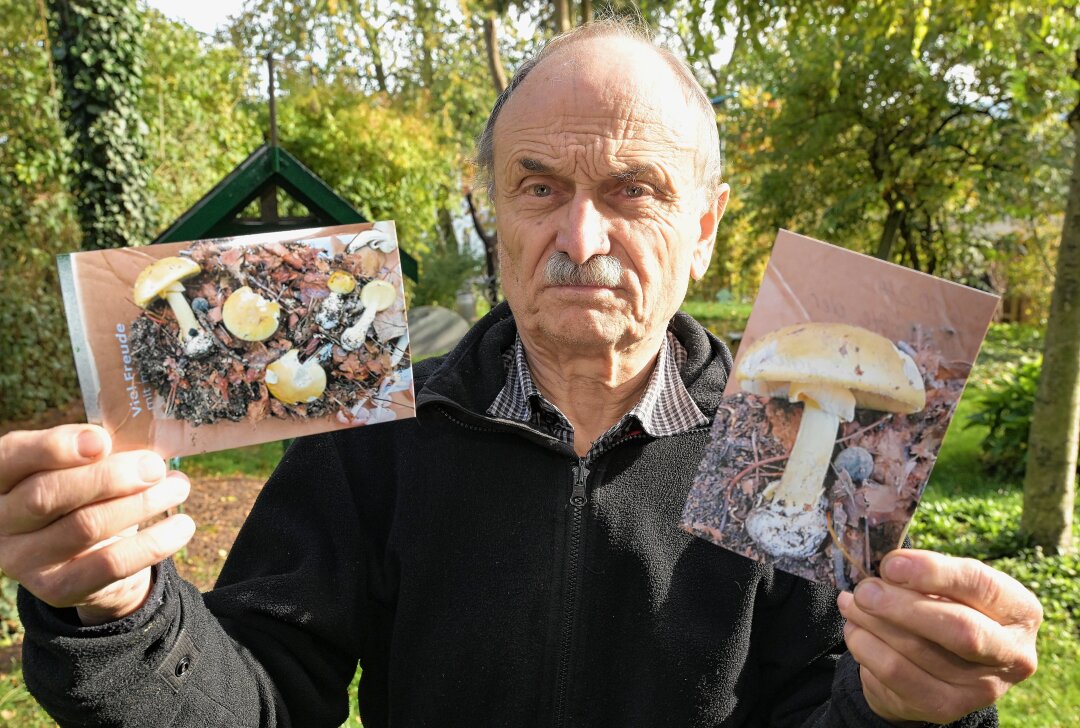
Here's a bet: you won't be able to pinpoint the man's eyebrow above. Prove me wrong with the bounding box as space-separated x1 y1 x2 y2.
520 158 552 174
609 165 650 183
610 165 672 194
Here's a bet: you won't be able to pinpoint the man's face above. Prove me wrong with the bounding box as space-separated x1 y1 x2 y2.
492 37 727 355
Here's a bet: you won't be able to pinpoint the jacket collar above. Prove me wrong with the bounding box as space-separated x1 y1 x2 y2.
414 301 733 424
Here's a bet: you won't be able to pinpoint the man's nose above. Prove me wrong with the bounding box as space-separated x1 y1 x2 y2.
555 193 610 264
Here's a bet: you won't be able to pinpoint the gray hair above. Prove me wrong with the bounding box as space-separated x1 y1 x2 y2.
473 16 723 204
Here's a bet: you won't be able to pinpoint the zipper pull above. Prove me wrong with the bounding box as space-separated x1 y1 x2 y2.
571 462 589 507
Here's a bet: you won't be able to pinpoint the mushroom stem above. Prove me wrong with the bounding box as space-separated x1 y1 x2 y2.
744 398 846 559
164 284 205 341
770 404 840 509
341 307 377 350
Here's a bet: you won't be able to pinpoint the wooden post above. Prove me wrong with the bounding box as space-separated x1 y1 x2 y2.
267 53 278 148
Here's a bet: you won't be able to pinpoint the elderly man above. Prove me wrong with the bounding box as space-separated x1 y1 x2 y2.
0 21 1039 727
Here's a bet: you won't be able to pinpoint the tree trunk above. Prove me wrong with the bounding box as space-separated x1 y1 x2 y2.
415 0 437 88
875 204 905 260
437 206 459 253
466 190 500 306
483 14 508 95
581 0 592 25
554 0 571 33
1021 49 1080 554
358 18 389 93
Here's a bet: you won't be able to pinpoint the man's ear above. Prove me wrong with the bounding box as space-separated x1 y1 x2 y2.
690 183 729 281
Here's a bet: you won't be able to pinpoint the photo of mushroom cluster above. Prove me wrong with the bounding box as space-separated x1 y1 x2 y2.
681 321 969 590
127 228 409 427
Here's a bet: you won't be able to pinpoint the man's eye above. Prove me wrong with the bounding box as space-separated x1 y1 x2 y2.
531 184 552 197
625 184 648 198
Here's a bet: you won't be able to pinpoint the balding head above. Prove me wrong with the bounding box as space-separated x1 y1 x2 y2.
474 18 723 206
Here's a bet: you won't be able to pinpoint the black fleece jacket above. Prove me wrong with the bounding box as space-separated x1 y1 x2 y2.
19 303 997 727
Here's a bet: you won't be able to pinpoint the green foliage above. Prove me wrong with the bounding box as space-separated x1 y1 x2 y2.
911 482 1080 726
47 0 154 250
0 0 81 419
712 1 1077 313
996 549 1080 626
139 11 263 228
967 356 1053 479
275 78 463 265
410 246 483 309
679 299 752 343
0 573 19 647
910 492 1030 558
974 323 1046 381
948 323 1049 486
913 367 1080 726
0 663 57 728
678 300 753 322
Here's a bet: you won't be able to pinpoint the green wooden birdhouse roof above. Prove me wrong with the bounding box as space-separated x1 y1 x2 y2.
152 143 418 282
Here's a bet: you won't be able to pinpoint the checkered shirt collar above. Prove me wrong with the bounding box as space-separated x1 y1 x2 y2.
486 329 708 452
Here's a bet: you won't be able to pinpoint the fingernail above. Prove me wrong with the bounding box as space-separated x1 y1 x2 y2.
138 455 166 483
76 429 106 458
883 555 912 584
156 475 191 505
837 591 854 612
166 474 191 497
854 581 883 610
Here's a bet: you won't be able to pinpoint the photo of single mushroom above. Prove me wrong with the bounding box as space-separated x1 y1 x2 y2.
680 230 999 589
56 222 414 458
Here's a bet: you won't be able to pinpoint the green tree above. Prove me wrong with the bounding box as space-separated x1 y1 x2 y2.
227 0 499 299
0 0 81 419
47 0 154 250
727 3 1050 277
139 10 264 228
273 77 463 259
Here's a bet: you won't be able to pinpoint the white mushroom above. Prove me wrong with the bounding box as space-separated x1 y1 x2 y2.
341 279 398 350
735 322 926 559
133 256 214 358
346 229 397 254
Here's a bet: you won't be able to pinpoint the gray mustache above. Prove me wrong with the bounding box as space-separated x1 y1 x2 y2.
543 252 622 287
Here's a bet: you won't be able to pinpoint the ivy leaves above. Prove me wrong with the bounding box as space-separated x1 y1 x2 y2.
47 0 153 250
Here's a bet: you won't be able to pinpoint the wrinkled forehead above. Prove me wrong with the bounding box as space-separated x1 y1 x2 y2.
493 37 704 178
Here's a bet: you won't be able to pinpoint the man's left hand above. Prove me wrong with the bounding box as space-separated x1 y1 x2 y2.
837 548 1042 726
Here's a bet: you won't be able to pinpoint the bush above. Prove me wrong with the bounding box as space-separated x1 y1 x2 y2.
0 0 83 419
966 356 1043 479
409 247 482 309
973 323 1045 382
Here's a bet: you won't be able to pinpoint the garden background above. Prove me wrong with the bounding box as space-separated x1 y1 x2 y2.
1 0 1078 725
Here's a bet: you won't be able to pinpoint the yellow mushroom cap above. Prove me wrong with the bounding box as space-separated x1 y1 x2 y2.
736 322 926 415
327 271 357 295
264 349 327 404
133 257 202 307
360 279 397 309
222 286 281 342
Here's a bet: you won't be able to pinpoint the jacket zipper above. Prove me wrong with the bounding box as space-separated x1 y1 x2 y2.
553 457 589 728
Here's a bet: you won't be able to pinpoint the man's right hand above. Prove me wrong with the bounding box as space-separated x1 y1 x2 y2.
0 425 194 626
